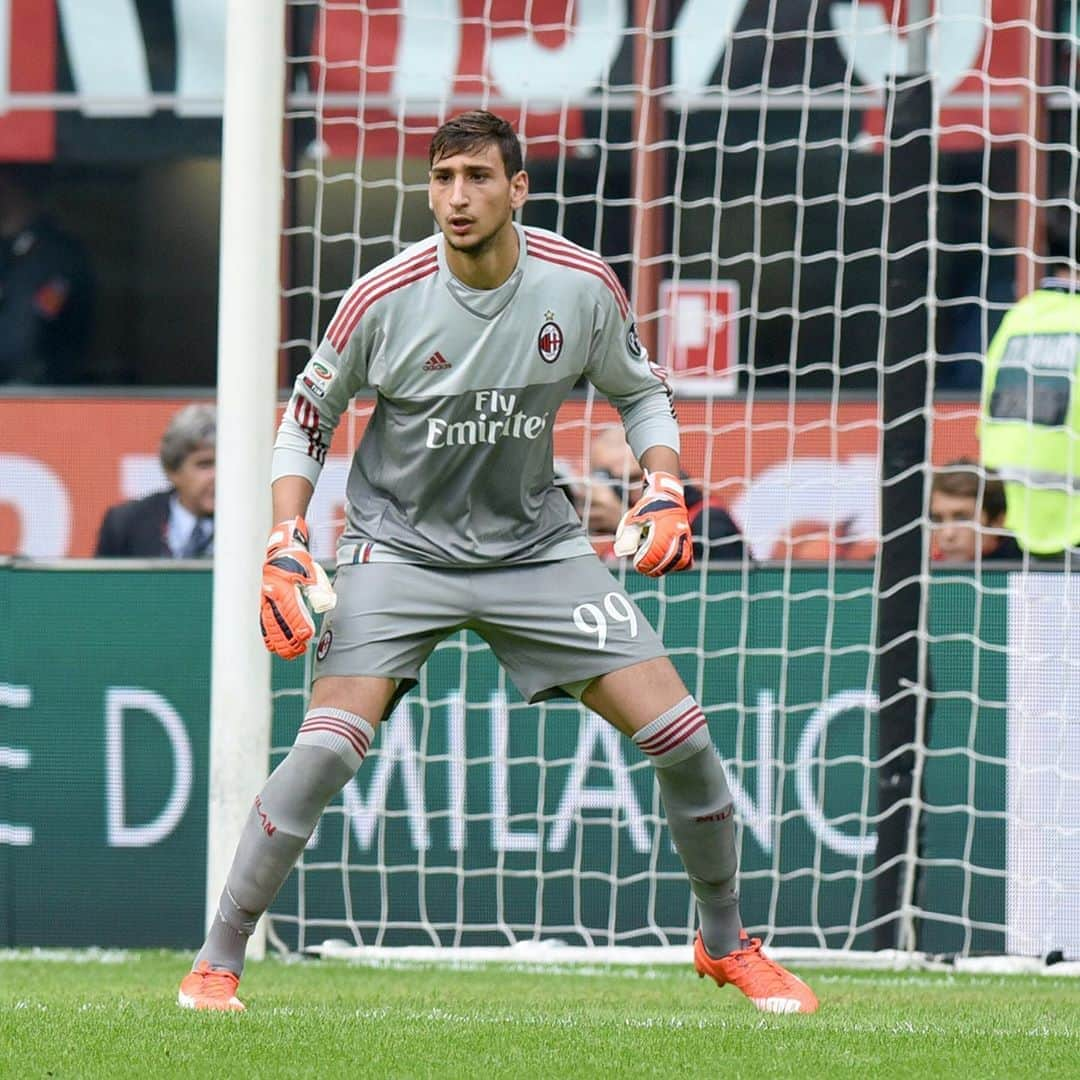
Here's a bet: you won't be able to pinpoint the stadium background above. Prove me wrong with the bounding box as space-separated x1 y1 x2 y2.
1 1 1079 964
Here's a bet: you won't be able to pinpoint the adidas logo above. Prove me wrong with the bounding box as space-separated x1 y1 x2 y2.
423 351 452 372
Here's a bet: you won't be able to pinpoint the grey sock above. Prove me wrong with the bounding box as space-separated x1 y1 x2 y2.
635 709 743 957
195 740 364 975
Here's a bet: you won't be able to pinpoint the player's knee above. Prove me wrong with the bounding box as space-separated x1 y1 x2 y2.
293 706 375 774
256 709 376 837
309 676 398 724
632 695 713 769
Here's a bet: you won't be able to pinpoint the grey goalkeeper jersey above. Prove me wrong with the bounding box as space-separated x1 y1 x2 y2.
273 223 679 567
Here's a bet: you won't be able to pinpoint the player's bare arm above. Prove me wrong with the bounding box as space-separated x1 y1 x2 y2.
272 474 314 523
640 445 680 477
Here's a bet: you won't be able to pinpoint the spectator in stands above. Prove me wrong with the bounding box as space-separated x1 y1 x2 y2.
579 428 745 562
0 165 94 385
980 184 1080 556
95 404 216 558
929 458 1021 563
554 464 625 547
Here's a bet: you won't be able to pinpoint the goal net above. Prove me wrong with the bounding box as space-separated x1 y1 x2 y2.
263 1 1080 963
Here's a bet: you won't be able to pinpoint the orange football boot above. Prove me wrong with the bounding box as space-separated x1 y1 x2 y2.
694 931 819 1014
177 960 246 1012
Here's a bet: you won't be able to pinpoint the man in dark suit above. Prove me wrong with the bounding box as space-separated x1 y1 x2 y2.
573 428 746 562
95 403 216 558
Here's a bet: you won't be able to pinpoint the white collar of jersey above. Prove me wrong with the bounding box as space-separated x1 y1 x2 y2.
437 222 527 321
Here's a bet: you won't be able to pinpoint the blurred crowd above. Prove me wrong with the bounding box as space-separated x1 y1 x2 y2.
559 440 1033 568
557 428 745 565
4 152 1078 569
560 178 1080 568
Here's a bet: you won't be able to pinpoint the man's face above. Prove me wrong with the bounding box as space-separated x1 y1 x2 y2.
590 430 644 503
582 480 627 537
168 444 215 517
930 490 984 562
428 143 527 255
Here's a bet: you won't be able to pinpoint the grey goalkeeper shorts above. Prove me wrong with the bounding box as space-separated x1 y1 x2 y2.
312 555 666 703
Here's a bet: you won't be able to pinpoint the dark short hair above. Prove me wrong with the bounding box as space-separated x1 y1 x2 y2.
161 403 216 473
932 457 1006 521
429 111 523 179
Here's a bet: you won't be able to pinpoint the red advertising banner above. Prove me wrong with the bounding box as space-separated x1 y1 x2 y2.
0 0 56 160
309 0 1032 160
311 0 585 160
854 0 1030 151
0 2 1041 161
0 396 980 562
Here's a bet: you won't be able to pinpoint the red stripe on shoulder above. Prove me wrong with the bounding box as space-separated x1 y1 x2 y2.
525 230 622 275
326 249 438 352
326 248 435 344
529 247 629 319
525 232 630 318
327 250 438 351
331 260 439 350
525 231 624 292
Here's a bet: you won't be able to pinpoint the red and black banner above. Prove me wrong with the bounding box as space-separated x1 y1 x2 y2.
0 1 1043 163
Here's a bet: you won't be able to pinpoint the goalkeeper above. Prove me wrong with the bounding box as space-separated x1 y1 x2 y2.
179 110 818 1015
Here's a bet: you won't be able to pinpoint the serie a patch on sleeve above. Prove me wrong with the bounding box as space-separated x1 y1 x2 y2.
301 357 336 399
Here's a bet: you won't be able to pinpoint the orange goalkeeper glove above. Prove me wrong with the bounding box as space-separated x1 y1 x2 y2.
259 516 337 660
612 470 694 576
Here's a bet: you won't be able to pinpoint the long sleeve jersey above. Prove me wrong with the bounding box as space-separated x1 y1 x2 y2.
273 223 679 567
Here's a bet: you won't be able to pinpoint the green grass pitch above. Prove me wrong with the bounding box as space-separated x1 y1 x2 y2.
2 951 1078 1078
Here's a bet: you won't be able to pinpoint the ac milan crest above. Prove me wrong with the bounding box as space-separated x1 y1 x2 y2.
316 628 334 661
537 320 564 364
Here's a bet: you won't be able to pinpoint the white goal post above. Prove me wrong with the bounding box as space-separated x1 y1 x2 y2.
210 1 1080 967
208 0 286 961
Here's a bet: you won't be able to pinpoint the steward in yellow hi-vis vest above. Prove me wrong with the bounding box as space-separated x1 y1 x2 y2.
981 276 1080 554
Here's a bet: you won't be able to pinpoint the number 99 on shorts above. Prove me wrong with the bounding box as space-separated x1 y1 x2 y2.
572 592 640 649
